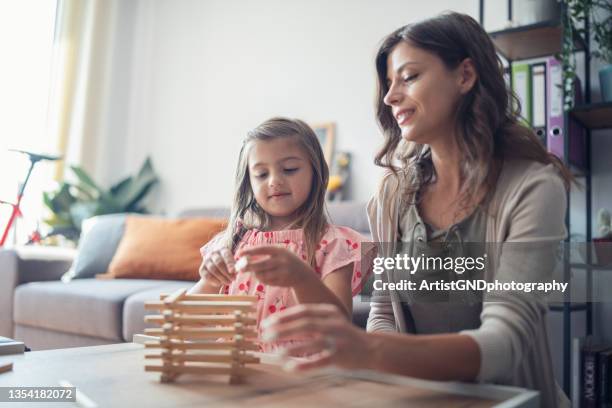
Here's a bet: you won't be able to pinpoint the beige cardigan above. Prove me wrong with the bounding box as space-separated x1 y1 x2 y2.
366 159 569 408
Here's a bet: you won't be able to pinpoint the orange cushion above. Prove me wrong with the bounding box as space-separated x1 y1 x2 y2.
102 216 227 281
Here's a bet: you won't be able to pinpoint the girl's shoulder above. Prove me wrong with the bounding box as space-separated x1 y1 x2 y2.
322 224 368 244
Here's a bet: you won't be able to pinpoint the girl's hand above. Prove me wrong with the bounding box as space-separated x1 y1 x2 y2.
199 248 236 288
261 304 373 371
236 245 311 287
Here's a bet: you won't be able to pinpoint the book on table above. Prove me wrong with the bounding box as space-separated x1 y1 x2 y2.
0 336 25 355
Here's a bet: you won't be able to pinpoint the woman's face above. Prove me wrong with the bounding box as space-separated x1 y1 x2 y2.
383 42 471 144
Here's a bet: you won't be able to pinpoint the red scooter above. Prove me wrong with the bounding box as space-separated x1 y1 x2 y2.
0 149 61 246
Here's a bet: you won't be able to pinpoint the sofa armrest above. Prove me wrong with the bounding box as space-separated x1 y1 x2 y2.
0 249 19 337
0 246 75 337
13 246 76 283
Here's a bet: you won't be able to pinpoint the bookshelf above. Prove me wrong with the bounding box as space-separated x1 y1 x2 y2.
571 101 612 129
488 20 586 61
479 0 612 398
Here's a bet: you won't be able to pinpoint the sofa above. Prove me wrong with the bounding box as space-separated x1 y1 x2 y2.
0 202 372 351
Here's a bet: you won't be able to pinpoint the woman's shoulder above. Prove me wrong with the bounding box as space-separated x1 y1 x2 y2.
490 158 567 216
499 158 565 191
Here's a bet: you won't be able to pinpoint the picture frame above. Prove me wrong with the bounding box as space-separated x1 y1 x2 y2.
312 122 335 166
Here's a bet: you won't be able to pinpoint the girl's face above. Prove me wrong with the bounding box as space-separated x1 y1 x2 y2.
248 137 313 228
383 42 473 144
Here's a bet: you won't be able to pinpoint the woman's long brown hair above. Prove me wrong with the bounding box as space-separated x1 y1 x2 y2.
374 12 573 207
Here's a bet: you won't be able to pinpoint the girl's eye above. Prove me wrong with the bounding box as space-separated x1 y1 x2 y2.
284 168 299 174
403 74 419 83
254 173 267 179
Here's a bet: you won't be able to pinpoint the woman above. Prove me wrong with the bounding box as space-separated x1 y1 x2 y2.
262 12 571 408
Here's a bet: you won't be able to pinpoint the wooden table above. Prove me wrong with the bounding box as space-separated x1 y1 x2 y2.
0 342 538 407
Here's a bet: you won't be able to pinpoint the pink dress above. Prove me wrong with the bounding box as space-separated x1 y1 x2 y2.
200 225 371 352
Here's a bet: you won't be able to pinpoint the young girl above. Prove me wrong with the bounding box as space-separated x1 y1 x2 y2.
188 117 369 352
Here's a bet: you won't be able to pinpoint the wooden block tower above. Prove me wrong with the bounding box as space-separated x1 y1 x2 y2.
143 288 260 384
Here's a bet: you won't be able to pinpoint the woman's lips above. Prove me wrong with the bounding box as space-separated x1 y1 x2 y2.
396 109 415 125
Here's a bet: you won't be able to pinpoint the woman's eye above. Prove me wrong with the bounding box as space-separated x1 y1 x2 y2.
403 74 419 83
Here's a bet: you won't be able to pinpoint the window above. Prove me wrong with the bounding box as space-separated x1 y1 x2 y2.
0 1 58 245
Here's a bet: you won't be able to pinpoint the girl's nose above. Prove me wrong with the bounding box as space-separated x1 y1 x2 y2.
268 172 284 187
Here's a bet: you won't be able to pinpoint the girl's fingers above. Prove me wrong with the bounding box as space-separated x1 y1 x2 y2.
220 248 236 274
210 252 233 284
198 260 208 278
206 260 231 285
206 273 222 287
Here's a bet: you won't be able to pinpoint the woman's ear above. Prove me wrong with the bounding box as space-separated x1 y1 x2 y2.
458 58 477 94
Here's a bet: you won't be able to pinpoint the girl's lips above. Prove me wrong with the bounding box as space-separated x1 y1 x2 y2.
270 193 291 199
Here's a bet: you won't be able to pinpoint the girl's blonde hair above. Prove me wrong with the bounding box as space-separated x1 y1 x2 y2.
224 117 329 266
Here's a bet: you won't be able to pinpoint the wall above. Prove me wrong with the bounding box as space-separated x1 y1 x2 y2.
96 0 477 213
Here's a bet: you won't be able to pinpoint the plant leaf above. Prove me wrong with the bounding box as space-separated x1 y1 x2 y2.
110 176 132 197
70 165 103 195
49 183 77 213
115 157 158 210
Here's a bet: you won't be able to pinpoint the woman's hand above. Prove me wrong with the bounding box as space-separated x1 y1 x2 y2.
236 245 312 287
199 248 236 288
261 304 374 371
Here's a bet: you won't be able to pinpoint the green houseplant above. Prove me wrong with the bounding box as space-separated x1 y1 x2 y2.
43 157 159 242
560 0 612 109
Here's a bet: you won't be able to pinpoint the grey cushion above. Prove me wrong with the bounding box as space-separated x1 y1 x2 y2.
179 202 371 236
179 207 230 219
123 281 194 341
326 202 370 236
14 279 169 341
63 214 126 280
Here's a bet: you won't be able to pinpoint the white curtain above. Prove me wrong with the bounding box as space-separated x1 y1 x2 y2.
49 0 118 181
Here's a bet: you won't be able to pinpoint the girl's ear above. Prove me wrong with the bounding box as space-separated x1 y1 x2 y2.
457 58 477 94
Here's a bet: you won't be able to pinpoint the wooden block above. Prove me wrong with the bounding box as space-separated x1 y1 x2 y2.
0 362 13 374
163 288 187 306
144 301 255 313
144 327 257 339
144 292 259 385
145 353 259 364
160 294 258 302
144 340 260 351
146 365 250 376
145 314 256 326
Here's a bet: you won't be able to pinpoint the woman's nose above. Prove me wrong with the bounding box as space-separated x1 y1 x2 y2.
383 84 402 106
